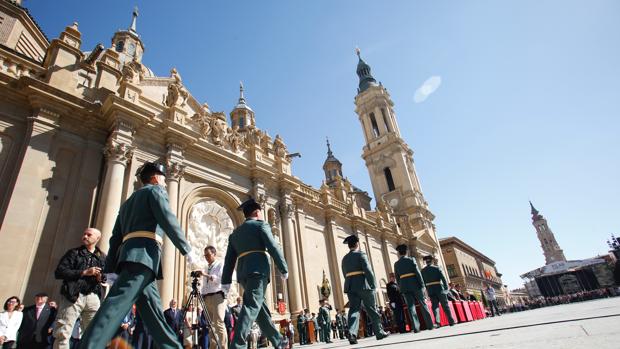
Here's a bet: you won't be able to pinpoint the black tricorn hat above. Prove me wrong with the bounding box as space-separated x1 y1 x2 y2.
396 244 408 253
237 198 262 213
137 162 166 181
343 235 359 244
422 255 434 261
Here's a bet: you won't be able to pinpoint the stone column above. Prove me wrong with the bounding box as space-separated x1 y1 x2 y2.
161 156 185 305
380 233 393 277
324 216 345 309
96 135 134 253
280 195 303 315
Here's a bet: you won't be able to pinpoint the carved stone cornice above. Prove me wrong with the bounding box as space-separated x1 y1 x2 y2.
103 138 134 165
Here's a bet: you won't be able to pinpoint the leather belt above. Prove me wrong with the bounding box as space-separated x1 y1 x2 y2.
123 231 162 245
400 273 416 278
426 281 441 286
346 271 364 277
238 250 266 258
203 291 224 297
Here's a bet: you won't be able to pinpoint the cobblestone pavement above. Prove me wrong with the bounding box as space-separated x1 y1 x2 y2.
302 297 620 349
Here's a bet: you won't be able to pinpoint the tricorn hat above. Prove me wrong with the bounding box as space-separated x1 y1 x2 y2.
395 244 408 254
137 162 166 182
237 198 262 215
343 235 359 245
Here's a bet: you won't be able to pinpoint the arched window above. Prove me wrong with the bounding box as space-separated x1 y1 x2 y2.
384 167 395 191
115 40 124 52
369 113 380 138
239 116 245 128
381 108 391 132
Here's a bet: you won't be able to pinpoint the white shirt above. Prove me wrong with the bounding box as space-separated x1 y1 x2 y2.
485 287 496 300
201 260 223 295
0 311 23 341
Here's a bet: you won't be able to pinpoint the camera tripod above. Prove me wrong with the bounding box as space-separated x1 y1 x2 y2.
181 274 222 349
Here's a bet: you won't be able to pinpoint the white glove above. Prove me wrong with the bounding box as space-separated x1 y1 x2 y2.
391 302 396 308
104 273 118 285
222 284 231 295
186 253 196 266
281 273 288 281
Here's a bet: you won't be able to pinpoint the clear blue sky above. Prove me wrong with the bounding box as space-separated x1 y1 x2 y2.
27 1 620 289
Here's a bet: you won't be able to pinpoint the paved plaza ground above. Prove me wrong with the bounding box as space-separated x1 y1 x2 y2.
307 297 620 349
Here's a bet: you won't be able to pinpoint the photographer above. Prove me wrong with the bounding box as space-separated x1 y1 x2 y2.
193 245 227 349
52 228 106 349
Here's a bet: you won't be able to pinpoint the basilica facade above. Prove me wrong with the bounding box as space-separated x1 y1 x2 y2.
0 1 445 319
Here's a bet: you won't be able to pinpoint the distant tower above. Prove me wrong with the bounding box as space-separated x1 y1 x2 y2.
230 82 255 130
111 7 145 63
353 48 443 263
323 138 343 187
530 202 567 264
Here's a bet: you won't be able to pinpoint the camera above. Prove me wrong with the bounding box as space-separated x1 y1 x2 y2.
190 270 201 278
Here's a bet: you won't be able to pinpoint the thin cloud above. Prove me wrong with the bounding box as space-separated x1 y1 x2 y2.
414 76 442 103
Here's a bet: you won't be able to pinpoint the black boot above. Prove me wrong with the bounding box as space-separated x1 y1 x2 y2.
376 331 389 340
349 335 358 345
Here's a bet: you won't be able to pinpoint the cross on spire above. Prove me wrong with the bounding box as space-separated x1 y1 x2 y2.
129 6 139 32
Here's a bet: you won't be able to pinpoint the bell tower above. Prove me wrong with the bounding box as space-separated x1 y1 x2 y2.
353 49 442 261
530 202 567 264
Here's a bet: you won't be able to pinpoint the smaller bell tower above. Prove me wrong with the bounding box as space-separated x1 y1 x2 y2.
111 7 145 64
230 82 255 130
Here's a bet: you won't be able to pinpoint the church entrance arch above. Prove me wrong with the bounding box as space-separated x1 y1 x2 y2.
180 186 243 303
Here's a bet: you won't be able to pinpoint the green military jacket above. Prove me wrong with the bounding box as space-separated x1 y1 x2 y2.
421 264 449 296
296 314 306 329
104 184 191 279
318 305 330 326
394 256 425 292
222 218 288 285
341 249 376 293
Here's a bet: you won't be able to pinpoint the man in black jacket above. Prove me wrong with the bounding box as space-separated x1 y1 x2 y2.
163 299 183 341
386 273 406 333
17 292 57 349
52 228 106 349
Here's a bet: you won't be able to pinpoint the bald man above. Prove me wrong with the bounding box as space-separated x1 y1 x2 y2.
52 228 106 349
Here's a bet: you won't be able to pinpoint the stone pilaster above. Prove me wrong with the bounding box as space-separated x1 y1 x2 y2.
0 107 60 299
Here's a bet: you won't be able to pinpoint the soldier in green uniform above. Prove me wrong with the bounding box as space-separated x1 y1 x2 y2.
79 162 192 349
420 255 455 327
341 235 389 345
393 244 434 332
296 311 307 345
221 198 288 349
317 299 332 343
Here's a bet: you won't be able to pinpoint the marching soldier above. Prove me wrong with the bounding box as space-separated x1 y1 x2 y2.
421 255 456 327
221 198 289 349
340 235 389 344
394 244 434 332
79 162 192 349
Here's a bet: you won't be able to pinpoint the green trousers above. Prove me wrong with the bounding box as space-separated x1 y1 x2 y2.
231 275 282 349
346 290 383 337
320 323 330 342
403 289 434 331
429 292 455 326
79 262 181 349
